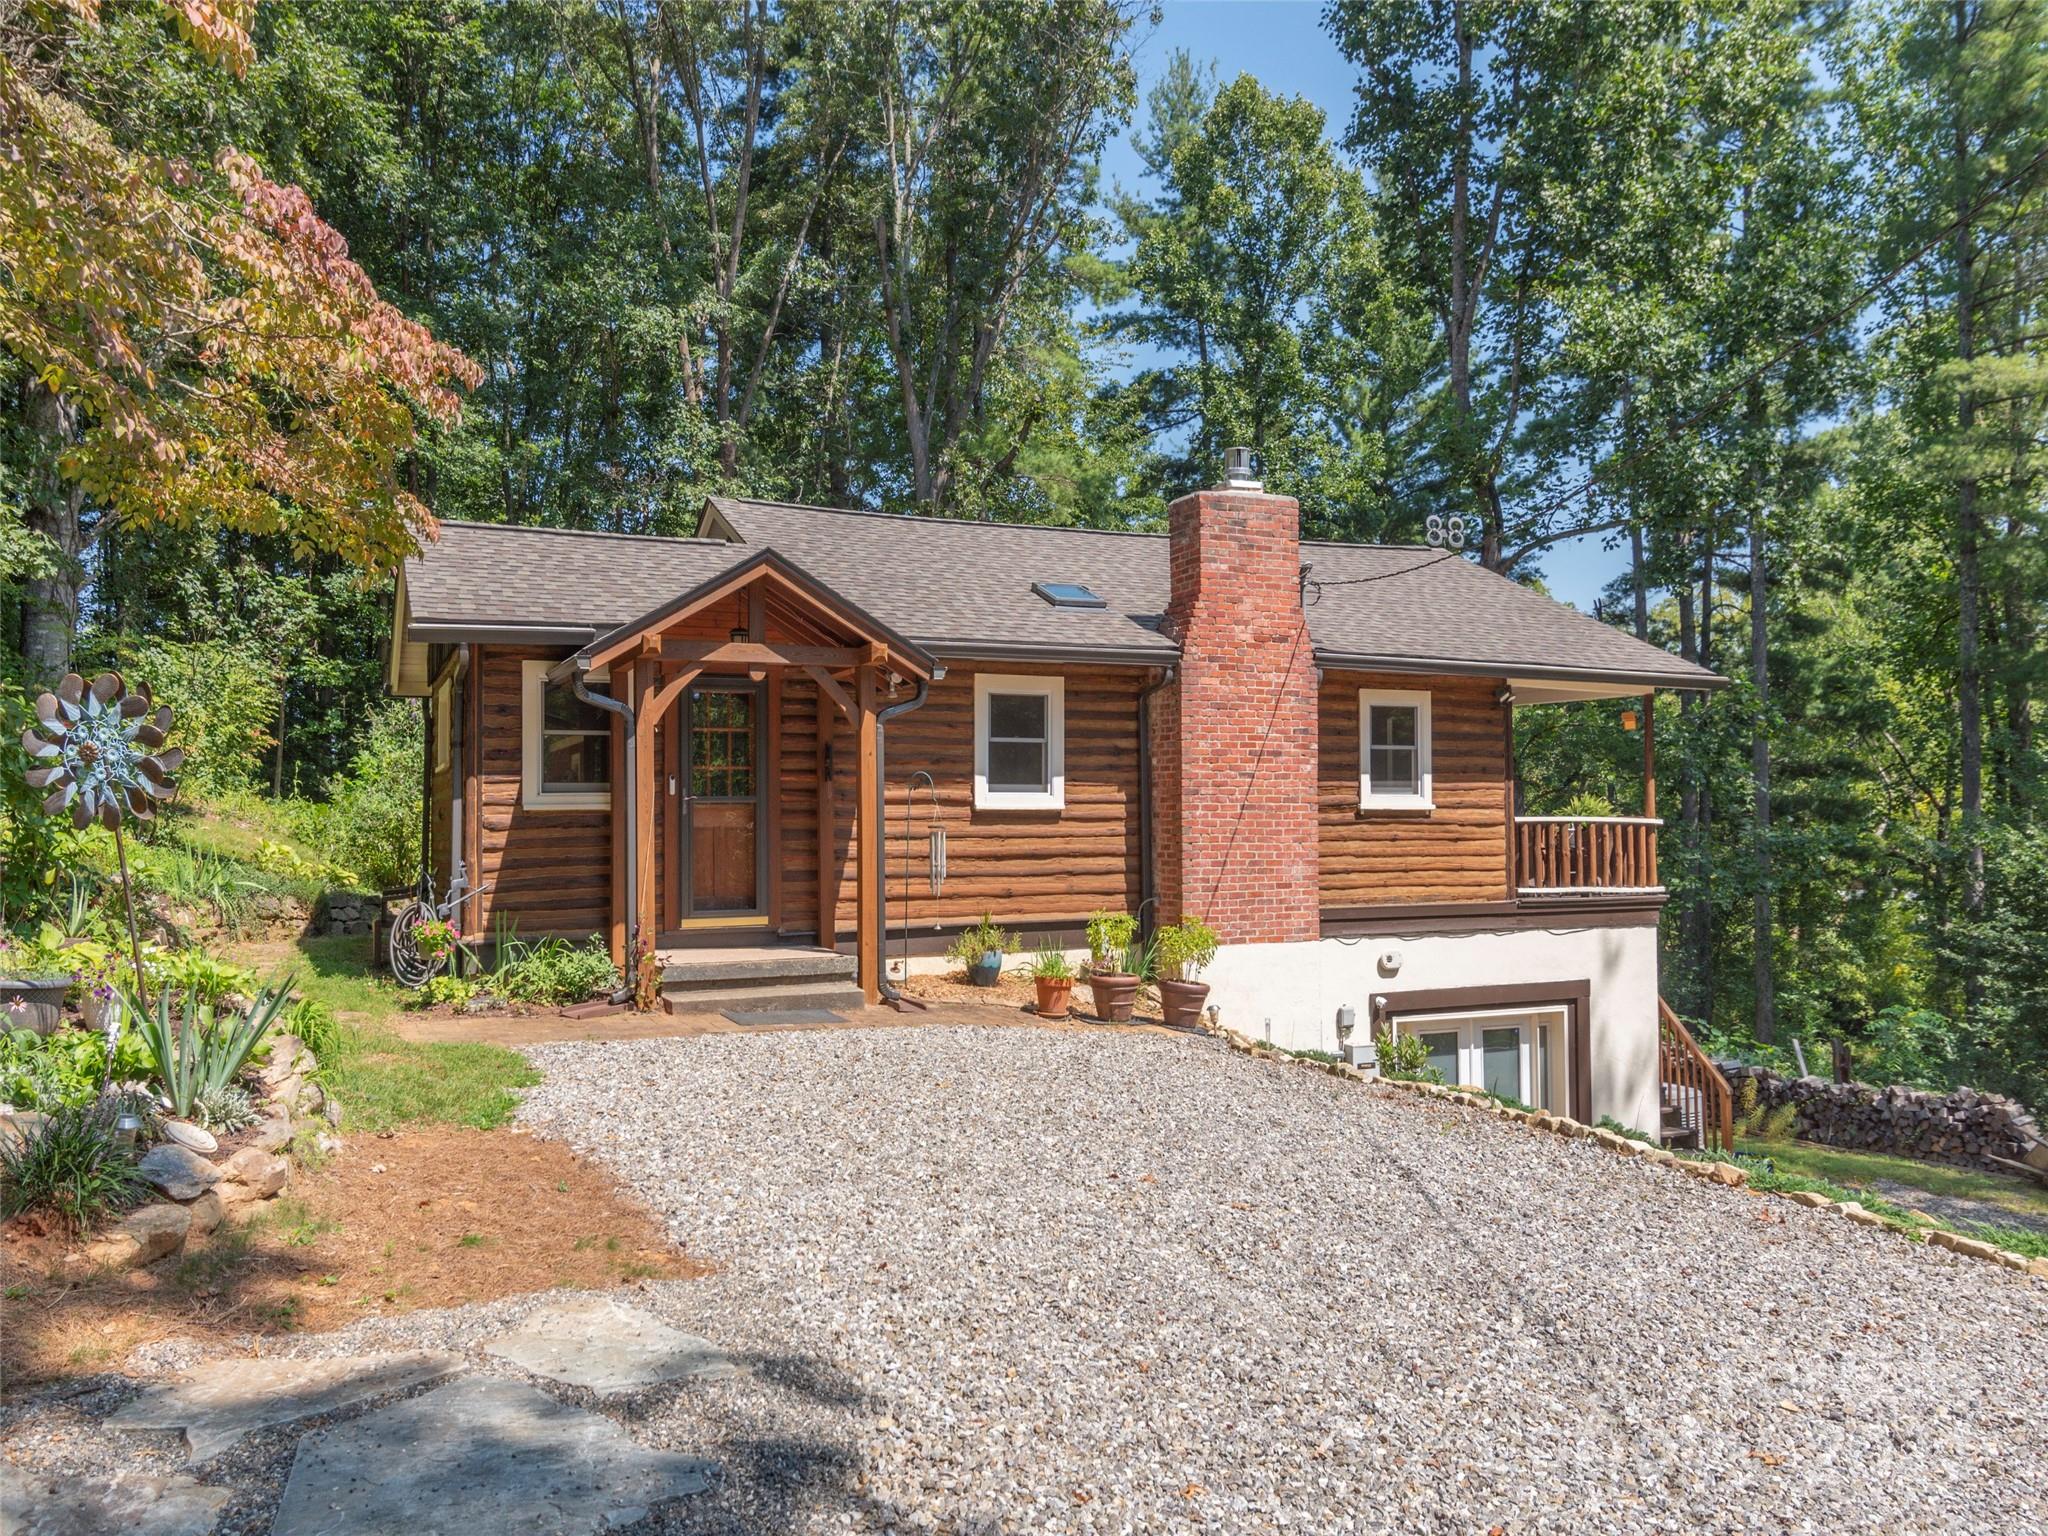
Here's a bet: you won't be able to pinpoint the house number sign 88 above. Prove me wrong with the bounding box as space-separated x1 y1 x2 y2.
1425 513 1476 549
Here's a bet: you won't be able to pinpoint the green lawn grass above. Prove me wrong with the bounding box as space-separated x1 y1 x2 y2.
240 935 540 1133
1740 1138 2048 1223
1733 1135 2048 1255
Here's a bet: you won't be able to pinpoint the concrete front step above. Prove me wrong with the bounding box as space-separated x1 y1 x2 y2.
662 978 866 1017
659 946 855 992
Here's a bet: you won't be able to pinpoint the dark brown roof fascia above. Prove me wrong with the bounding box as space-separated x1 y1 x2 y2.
408 620 599 645
923 638 1179 668
1313 650 1725 692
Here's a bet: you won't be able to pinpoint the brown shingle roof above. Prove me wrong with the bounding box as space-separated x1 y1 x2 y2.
399 502 1721 690
1298 542 1718 688
703 498 1176 662
403 521 750 635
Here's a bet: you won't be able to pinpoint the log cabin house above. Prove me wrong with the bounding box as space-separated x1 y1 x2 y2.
386 466 1723 1134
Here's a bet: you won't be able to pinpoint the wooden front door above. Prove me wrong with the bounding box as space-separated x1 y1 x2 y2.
684 683 764 918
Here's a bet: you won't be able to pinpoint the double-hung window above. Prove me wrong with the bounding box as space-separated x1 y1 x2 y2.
522 660 612 810
1358 687 1432 810
973 673 1065 810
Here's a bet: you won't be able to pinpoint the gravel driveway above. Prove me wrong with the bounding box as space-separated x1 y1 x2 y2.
5 1024 2039 1535
506 1025 2045 1536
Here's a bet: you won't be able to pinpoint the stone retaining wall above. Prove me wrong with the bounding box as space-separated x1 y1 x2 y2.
311 889 385 939
1719 1063 2046 1175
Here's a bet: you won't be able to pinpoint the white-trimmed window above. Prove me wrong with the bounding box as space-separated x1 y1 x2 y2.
1359 687 1433 810
973 673 1064 810
522 660 612 810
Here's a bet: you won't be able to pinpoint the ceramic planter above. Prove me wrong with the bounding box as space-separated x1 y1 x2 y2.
1088 972 1139 1023
0 976 69 1036
967 952 1004 988
1157 978 1210 1030
1034 976 1074 1019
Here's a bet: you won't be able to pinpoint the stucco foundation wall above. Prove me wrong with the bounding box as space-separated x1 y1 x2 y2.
1200 924 1662 1135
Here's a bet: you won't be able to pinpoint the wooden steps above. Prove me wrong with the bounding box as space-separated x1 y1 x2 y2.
659 946 863 1016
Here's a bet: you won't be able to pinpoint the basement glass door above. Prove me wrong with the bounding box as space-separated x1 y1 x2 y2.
684 684 763 917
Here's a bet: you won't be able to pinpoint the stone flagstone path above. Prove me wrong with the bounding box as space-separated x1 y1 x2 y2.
270 1375 716 1536
5 1298 726 1536
481 1293 737 1394
104 1352 462 1464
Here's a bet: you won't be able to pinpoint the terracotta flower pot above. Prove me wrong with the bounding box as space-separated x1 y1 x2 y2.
1088 972 1139 1023
1034 976 1074 1019
1157 978 1210 1030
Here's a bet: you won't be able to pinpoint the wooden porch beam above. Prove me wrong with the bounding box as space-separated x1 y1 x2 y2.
805 664 856 721
661 640 861 668
1641 691 1657 820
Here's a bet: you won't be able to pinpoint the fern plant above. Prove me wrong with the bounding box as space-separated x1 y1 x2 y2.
132 979 294 1120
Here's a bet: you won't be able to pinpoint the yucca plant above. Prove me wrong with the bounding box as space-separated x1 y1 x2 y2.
131 978 294 1120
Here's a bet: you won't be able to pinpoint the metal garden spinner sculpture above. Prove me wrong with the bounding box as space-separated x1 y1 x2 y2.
21 673 182 1009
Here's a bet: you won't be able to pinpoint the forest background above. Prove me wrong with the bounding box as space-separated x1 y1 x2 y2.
4 0 2044 1106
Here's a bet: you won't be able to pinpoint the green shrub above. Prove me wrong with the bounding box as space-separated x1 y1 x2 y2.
1156 915 1219 981
1596 1114 1655 1145
119 635 279 799
0 1026 151 1112
409 974 481 1011
282 995 343 1058
1085 910 1138 969
0 1099 150 1231
134 981 293 1120
1375 1030 1444 1085
316 702 424 891
148 947 260 1006
490 936 617 1006
946 914 1015 968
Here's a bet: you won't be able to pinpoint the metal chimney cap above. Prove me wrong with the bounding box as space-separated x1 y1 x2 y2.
1223 446 1262 490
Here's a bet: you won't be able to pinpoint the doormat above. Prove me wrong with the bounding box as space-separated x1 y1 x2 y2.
721 1008 847 1028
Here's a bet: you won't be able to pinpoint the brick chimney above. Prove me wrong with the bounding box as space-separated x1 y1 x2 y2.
1149 456 1319 945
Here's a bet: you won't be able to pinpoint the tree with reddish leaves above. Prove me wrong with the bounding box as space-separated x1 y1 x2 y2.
1 0 480 681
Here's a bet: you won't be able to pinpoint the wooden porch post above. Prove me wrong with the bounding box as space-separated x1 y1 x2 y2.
816 729 835 954
1641 691 1657 819
608 659 634 969
855 663 880 1005
634 654 658 954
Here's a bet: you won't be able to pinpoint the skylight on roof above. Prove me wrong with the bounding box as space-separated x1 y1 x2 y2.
1032 581 1107 609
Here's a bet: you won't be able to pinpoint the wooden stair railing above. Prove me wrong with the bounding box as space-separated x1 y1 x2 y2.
1658 997 1733 1155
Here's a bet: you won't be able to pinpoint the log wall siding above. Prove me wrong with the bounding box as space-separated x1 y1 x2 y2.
472 645 612 939
1318 671 1512 907
769 664 1146 936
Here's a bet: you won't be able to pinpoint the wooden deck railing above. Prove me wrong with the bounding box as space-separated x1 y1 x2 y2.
1514 816 1662 893
1658 996 1733 1154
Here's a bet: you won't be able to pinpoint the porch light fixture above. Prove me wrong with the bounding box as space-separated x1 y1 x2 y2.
729 626 748 644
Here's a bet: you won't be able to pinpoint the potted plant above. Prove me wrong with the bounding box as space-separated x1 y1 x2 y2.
947 913 1014 988
0 934 73 1037
1029 946 1075 1019
1084 909 1141 1023
1155 915 1219 1029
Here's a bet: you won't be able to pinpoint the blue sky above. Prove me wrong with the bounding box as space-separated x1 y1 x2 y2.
1095 1 1627 612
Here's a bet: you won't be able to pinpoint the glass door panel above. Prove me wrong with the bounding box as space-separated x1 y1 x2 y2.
686 687 760 916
